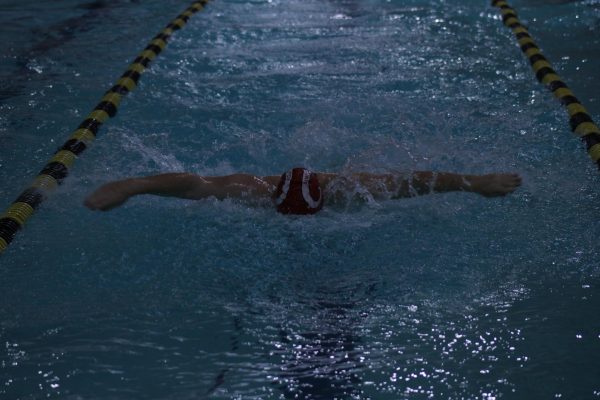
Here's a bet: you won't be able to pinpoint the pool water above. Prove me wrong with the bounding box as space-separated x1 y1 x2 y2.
1 0 600 398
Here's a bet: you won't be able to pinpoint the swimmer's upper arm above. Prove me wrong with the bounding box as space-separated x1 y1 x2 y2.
262 175 281 187
315 172 337 189
187 174 274 199
315 172 412 198
316 172 394 188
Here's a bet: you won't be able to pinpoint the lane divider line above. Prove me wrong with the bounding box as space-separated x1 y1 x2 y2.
0 0 211 254
491 0 600 166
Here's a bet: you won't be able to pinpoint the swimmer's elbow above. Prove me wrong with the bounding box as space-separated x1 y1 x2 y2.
179 174 214 199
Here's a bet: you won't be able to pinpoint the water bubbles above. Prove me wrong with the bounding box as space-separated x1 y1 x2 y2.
331 13 351 20
26 60 44 74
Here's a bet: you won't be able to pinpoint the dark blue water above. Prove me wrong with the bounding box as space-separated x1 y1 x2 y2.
1 0 599 398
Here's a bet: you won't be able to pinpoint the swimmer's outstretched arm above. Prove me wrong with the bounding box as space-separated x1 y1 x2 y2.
317 171 522 198
85 173 273 211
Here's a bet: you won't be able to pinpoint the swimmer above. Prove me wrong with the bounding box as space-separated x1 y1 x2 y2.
84 168 522 214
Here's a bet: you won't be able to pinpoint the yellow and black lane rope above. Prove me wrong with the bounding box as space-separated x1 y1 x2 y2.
0 0 210 254
491 0 600 166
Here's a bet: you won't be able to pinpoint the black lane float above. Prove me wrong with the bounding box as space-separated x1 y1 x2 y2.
491 0 600 167
0 0 210 254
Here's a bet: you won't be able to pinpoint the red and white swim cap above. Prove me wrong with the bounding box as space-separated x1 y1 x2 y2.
274 168 324 215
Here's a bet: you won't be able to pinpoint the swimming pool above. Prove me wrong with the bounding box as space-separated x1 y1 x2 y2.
1 0 599 398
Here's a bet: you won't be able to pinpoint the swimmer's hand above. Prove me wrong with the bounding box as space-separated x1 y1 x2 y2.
84 180 134 211
469 173 522 197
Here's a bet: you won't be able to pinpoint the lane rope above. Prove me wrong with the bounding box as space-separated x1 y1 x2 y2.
0 0 210 254
491 0 600 167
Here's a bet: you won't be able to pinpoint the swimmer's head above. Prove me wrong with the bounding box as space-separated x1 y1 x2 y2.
273 168 323 215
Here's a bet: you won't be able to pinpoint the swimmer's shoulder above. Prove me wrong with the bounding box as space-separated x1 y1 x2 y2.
315 172 337 189
261 175 281 187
